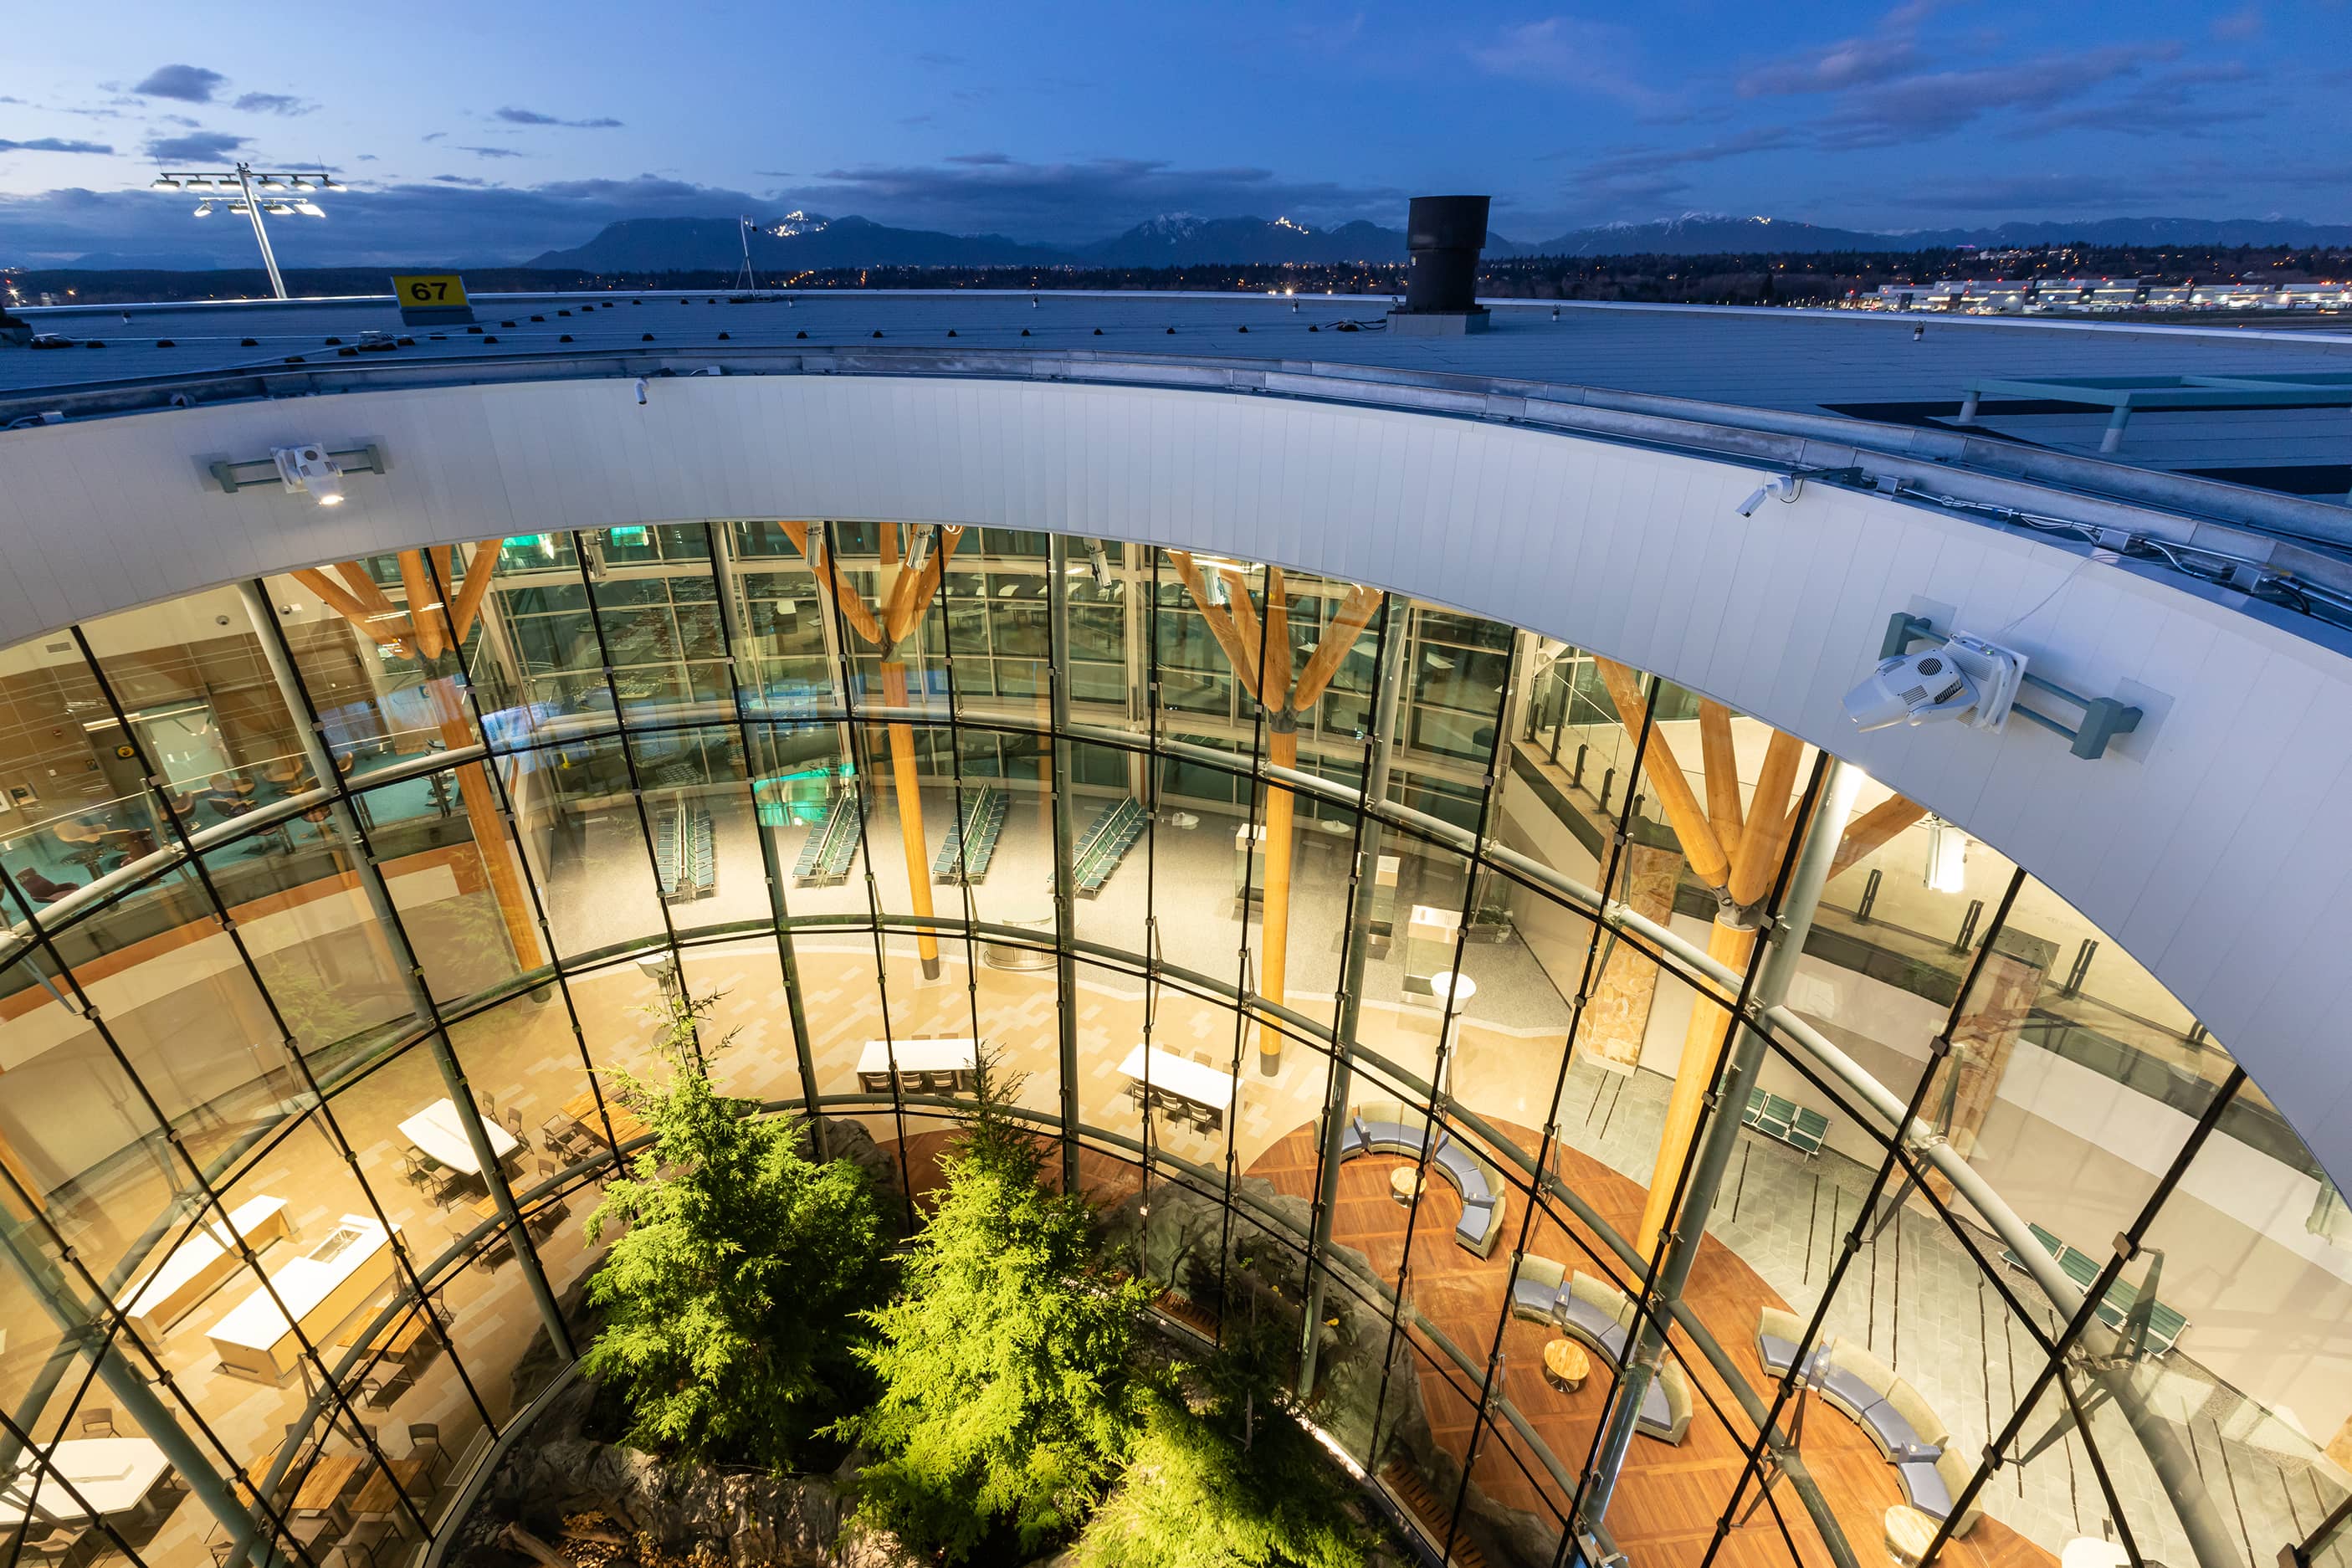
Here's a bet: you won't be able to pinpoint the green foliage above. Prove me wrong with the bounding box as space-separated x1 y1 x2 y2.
838 1055 1157 1561
582 986 884 1472
1076 1247 1368 1568
1076 1387 1367 1568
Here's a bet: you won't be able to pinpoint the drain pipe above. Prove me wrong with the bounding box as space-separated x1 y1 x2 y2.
1585 759 1862 1527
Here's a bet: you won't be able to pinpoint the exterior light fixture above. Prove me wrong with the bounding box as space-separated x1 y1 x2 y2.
192 202 214 218
147 162 342 300
272 444 346 505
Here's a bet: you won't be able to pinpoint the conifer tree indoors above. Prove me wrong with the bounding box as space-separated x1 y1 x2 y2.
582 986 885 1472
837 1053 1157 1561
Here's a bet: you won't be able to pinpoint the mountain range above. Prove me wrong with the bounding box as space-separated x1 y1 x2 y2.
525 210 2352 273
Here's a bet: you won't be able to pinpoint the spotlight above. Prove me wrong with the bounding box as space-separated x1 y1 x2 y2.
192 202 214 218
1733 474 1801 518
1087 540 1113 592
149 175 181 191
293 201 325 218
271 443 346 506
320 175 346 191
633 377 648 405
255 174 288 191
903 525 934 574
264 201 296 216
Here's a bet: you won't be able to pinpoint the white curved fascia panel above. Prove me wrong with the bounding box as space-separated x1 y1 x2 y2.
4 371 2351 1176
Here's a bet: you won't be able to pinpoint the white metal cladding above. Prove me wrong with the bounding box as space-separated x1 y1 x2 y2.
3 371 2350 1181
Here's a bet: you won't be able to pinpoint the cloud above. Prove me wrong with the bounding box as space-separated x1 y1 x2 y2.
422 131 448 143
2211 4 2262 38
1811 44 2179 148
0 137 114 155
2016 63 2259 136
493 106 623 128
143 129 247 162
770 155 1403 243
132 64 225 103
233 92 314 115
459 146 527 159
914 51 964 67
1463 18 1663 106
1740 36 1924 96
1551 126 1799 215
433 174 490 186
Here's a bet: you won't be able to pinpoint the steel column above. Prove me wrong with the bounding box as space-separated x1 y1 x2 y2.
1586 757 1862 1524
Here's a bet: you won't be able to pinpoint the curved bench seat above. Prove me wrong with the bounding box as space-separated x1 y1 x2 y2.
1782 1325 1981 1536
1335 1109 1506 1257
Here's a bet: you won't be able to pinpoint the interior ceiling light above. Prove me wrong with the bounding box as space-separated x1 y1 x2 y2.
1923 817 1969 894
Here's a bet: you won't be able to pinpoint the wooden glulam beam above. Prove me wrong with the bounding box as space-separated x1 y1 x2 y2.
1697 700 1745 850
1592 658 1729 891
397 551 446 661
779 520 884 647
448 539 506 644
1223 568 1265 686
1258 569 1293 708
1832 795 1930 879
1166 551 1264 705
1726 729 1808 909
293 568 412 652
882 527 964 646
1289 585 1384 713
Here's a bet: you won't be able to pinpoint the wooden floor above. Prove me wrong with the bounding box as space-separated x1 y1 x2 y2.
1245 1119 2059 1568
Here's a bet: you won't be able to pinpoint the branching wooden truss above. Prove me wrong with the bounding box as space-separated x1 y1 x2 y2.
783 521 966 976
1167 552 1385 1066
1591 657 1924 1253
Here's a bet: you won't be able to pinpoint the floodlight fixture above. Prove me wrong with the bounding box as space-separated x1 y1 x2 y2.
147 162 346 300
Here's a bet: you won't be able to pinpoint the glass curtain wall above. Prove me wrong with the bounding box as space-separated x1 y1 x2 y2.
0 523 2336 1568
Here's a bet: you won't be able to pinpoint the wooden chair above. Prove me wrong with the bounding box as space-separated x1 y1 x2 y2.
17 1524 90 1568
502 1107 525 1143
407 1424 443 1488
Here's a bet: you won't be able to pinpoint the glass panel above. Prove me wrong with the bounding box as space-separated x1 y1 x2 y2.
78 587 306 825
628 726 766 936
500 736 664 964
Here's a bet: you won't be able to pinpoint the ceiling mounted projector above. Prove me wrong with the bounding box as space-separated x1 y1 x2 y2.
1844 633 2025 733
272 443 346 506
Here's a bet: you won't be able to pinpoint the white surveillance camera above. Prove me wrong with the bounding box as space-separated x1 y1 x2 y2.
633 378 648 405
272 443 346 506
1844 633 2025 734
1734 474 1801 518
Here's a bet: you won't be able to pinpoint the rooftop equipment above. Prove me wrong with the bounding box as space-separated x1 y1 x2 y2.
1389 195 1492 336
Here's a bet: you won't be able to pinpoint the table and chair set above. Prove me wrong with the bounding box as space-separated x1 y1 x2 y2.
234 1417 444 1567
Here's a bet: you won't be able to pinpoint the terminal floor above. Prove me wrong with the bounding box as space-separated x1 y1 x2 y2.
1244 1115 2055 1568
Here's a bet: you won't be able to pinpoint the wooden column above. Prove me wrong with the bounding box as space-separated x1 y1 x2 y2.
425 674 544 972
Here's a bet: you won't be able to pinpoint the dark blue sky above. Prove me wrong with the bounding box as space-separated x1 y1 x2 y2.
2 0 2343 266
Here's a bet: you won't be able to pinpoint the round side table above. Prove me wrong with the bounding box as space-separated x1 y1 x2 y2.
1389 1166 1422 1206
1542 1336 1591 1392
1883 1504 1938 1568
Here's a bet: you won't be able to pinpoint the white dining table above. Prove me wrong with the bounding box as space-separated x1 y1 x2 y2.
397 1099 520 1175
1116 1045 1238 1128
0 1437 172 1528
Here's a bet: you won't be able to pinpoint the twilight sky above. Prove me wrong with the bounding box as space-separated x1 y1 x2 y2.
0 0 2343 267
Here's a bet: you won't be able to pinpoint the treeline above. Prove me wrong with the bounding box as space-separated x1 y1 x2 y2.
11 242 2346 307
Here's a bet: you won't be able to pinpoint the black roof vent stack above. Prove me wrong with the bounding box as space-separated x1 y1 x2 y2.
1389 195 1491 336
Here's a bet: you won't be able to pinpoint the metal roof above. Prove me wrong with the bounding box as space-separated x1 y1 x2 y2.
4 286 2348 530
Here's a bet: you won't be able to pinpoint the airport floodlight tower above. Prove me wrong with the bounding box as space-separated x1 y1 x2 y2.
149 163 344 300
